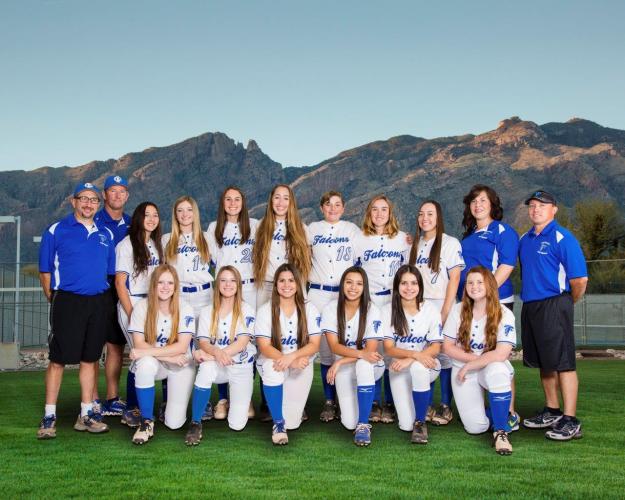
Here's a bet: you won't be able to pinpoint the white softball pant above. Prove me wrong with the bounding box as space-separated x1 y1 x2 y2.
117 295 144 346
242 283 257 310
335 359 385 430
180 288 212 319
425 298 452 369
255 281 273 309
307 288 339 366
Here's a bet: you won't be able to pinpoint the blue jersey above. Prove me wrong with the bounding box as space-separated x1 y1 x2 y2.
39 213 115 296
94 208 130 247
519 220 587 302
459 221 519 301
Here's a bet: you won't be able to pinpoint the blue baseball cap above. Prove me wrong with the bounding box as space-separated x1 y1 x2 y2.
73 182 101 197
104 175 129 190
524 190 557 205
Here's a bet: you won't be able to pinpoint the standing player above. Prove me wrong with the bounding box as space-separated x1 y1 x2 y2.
408 200 464 425
442 266 517 455
383 265 443 444
255 264 321 445
519 190 588 441
37 182 114 439
307 191 361 422
321 267 384 447
184 266 256 445
128 264 196 445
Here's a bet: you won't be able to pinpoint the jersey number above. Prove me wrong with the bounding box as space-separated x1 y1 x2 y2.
241 248 252 264
336 246 352 262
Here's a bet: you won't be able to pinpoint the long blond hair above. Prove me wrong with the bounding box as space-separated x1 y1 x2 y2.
165 196 210 265
270 263 309 351
144 264 181 346
361 194 400 237
252 184 311 284
457 266 502 353
208 266 243 343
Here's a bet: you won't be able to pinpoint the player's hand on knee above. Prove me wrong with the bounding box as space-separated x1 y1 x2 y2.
327 362 340 385
193 350 209 363
359 351 382 364
170 353 189 367
292 357 309 370
214 349 233 366
274 353 295 372
390 358 413 372
129 348 145 360
456 365 469 383
413 352 436 369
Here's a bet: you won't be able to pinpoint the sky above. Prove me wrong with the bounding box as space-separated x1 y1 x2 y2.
1 0 624 171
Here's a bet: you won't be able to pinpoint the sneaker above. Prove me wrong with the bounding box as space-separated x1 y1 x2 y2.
121 407 141 428
425 406 435 423
271 420 288 445
132 419 155 445
91 402 104 423
158 402 166 423
353 423 372 447
411 421 428 444
248 401 256 419
74 412 109 433
37 415 57 440
184 421 203 446
493 430 513 455
214 399 229 420
201 403 214 422
431 403 453 426
369 401 383 423
523 408 563 429
102 397 127 416
380 403 396 424
507 411 520 432
545 417 583 441
259 404 272 423
301 408 309 422
320 400 338 422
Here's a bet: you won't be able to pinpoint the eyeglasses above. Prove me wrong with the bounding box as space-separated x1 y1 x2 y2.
75 196 100 204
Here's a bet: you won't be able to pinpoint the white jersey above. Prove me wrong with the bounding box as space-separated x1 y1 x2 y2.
162 232 213 288
320 300 383 356
128 298 196 347
413 233 465 300
254 301 321 354
257 219 310 283
382 301 443 352
308 220 361 286
197 302 257 363
115 236 161 296
207 219 258 282
355 231 410 295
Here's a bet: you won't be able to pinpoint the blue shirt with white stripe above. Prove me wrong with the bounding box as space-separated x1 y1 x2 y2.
459 220 519 301
519 220 587 302
94 208 130 247
39 213 116 296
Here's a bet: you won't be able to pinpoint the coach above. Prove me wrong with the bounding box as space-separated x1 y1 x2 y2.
37 182 115 439
519 190 588 441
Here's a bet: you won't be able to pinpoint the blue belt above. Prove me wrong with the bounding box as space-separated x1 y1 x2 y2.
181 282 212 293
374 289 391 296
309 282 340 293
241 278 255 286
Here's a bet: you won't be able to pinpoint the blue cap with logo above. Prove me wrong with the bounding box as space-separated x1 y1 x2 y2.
73 182 101 197
524 190 557 206
104 175 129 190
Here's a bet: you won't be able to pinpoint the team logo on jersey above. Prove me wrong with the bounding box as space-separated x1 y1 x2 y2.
156 333 168 346
362 249 403 261
312 235 349 245
98 234 109 246
273 232 286 241
372 320 382 333
396 333 427 345
245 316 255 328
184 316 194 327
538 242 551 255
178 244 198 254
470 340 486 351
316 315 321 328
477 231 492 240
239 351 249 362
504 324 515 336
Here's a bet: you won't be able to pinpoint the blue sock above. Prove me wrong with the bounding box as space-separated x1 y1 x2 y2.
320 364 336 401
383 369 393 405
357 385 375 424
191 386 212 422
136 386 155 420
429 381 435 406
412 389 431 422
217 383 228 401
263 384 284 422
374 377 382 404
161 379 168 403
488 391 512 431
440 368 452 406
260 378 267 406
126 371 138 409
485 406 493 429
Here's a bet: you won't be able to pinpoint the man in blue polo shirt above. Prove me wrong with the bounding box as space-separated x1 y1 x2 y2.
519 190 588 441
37 182 115 439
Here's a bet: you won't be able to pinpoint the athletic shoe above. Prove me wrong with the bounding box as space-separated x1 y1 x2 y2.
74 412 109 433
320 400 338 422
431 403 453 426
37 415 56 440
184 421 203 446
523 408 563 429
214 399 229 420
380 403 396 424
411 421 428 444
158 402 166 423
248 401 256 419
425 406 435 423
132 419 154 445
201 402 214 422
369 401 383 423
121 407 141 428
301 408 309 422
91 402 104 423
545 417 583 441
507 412 520 432
271 420 288 445
102 397 126 416
493 430 513 455
259 404 272 423
353 423 372 447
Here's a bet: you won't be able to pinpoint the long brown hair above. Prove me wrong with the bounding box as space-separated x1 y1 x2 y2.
128 202 164 277
457 266 502 353
336 266 371 350
270 263 309 351
409 200 445 274
144 264 181 346
214 186 251 247
391 265 424 337
207 266 244 343
461 184 504 238
362 194 400 237
253 185 311 284
165 196 210 264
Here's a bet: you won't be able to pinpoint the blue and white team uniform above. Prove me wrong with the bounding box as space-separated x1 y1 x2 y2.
382 302 443 431
94 209 131 249
443 302 516 434
459 221 519 303
320 301 385 430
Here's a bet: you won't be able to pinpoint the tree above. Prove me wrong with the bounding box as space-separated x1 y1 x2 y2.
572 200 625 260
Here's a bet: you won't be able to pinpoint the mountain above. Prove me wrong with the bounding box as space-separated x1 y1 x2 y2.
1 117 625 262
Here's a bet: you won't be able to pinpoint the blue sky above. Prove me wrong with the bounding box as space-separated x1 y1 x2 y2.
1 0 624 171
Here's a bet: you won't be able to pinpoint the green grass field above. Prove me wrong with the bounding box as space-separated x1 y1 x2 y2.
1 361 624 499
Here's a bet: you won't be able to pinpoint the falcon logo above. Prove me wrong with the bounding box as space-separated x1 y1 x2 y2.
538 242 550 255
478 231 492 240
84 182 94 189
373 320 382 333
504 325 514 336
98 234 109 246
245 316 255 328
184 316 194 327
114 176 122 183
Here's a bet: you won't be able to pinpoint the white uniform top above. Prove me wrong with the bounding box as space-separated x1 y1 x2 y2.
382 301 443 352
254 301 321 354
207 219 258 282
354 231 410 294
197 302 257 363
128 298 196 347
414 233 465 300
258 219 310 282
442 302 516 366
320 300 383 356
115 236 161 296
308 220 361 286
161 232 213 287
